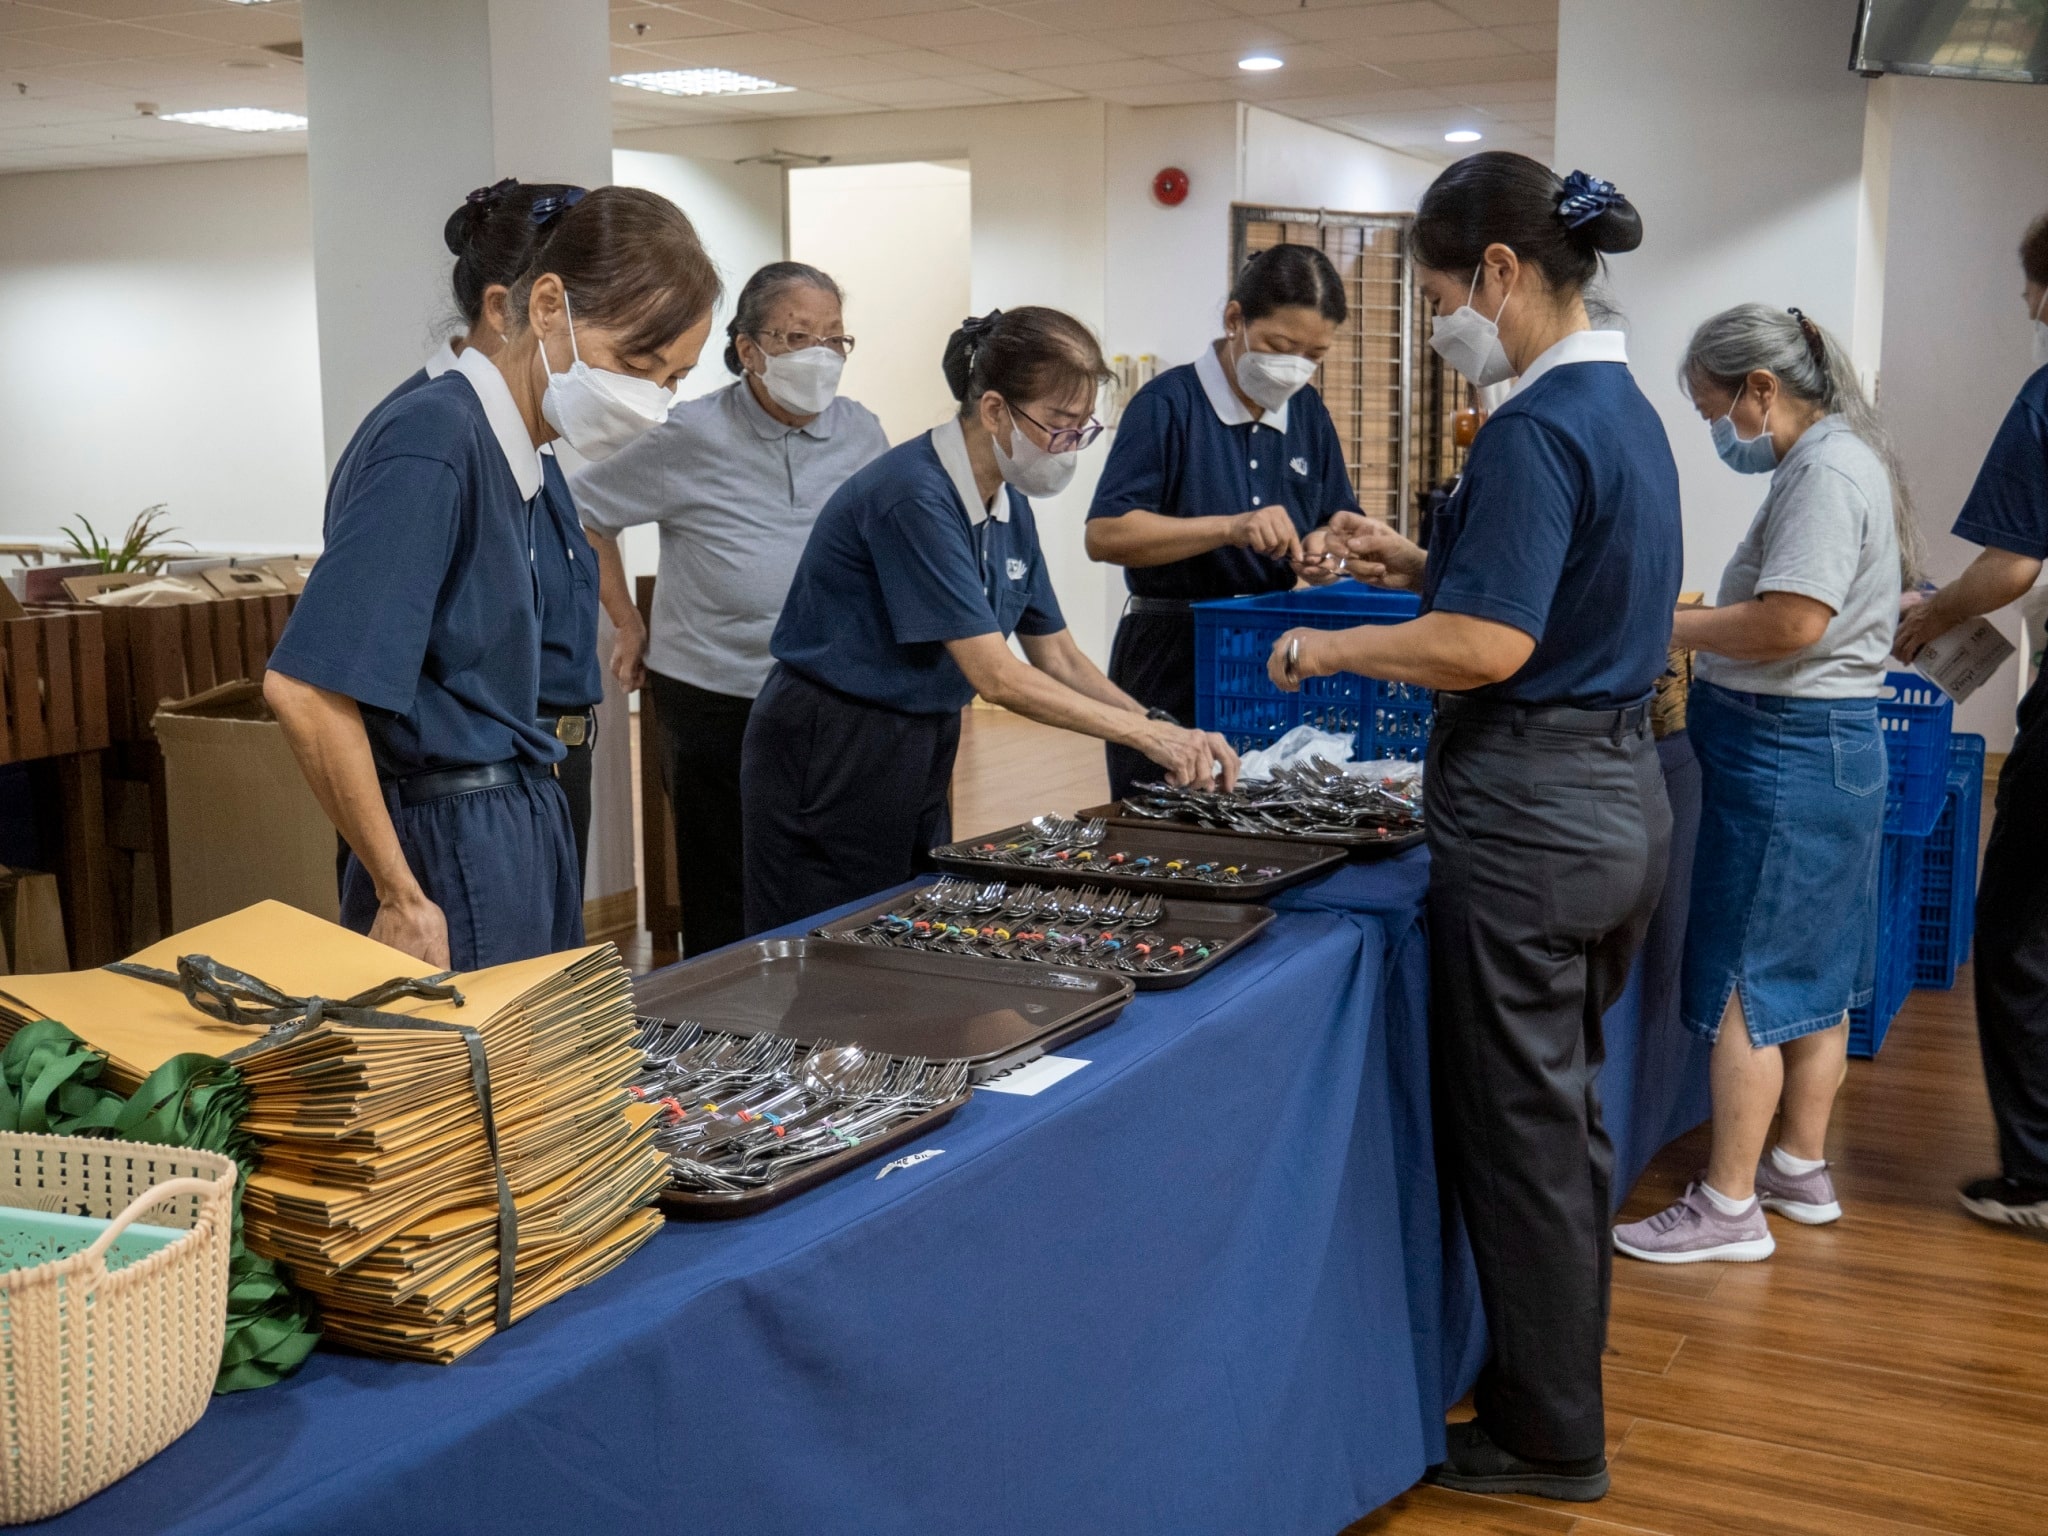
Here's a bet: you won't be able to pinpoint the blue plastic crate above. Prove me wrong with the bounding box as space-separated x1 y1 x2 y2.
1912 733 1985 990
1193 586 1433 760
1850 828 1927 1059
1880 671 1954 837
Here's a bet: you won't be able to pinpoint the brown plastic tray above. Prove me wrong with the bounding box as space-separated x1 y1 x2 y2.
812 887 1277 991
655 1088 972 1219
930 821 1346 901
1078 800 1425 858
633 937 1132 1082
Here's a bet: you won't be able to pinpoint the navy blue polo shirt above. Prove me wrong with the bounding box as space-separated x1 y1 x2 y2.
1953 364 2048 558
269 366 563 777
1087 347 1358 600
771 422 1066 715
1421 337 1682 708
533 454 603 710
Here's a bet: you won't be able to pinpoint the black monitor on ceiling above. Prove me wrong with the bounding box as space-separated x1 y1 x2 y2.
1850 0 2048 83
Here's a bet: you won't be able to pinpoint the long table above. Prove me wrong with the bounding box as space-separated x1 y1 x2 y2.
37 738 1705 1536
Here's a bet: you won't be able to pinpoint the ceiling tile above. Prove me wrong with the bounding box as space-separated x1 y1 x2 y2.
1260 85 1449 116
1345 28 1518 65
1025 57 1199 90
1494 22 1554 51
1008 0 1232 26
1089 17 1295 55
19 19 224 57
641 31 836 67
761 54 932 88
17 0 228 20
947 68 1082 99
855 7 1050 47
0 33 89 67
0 3 76 36
676 0 819 27
1087 75 1244 106
1275 2 1473 42
936 34 1128 69
611 6 747 44
1380 49 1550 85
751 0 974 22
1439 0 1555 23
128 7 300 48
1444 76 1551 104
776 21 908 52
826 74 1000 106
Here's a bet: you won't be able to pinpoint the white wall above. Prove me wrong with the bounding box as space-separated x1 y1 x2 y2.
1239 106 1436 215
788 160 971 446
1555 0 1877 598
1876 74 2048 749
0 156 326 553
617 101 1117 664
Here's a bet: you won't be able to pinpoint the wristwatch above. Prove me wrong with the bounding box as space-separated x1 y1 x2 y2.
1145 708 1181 726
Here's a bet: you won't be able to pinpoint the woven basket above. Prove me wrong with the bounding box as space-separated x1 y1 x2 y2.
0 1134 237 1524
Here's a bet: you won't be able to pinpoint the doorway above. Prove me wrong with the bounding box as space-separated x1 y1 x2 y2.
787 160 971 445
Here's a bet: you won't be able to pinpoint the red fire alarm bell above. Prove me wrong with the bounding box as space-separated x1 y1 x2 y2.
1152 167 1190 207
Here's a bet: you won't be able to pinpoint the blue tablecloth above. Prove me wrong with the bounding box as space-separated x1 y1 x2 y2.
36 739 1706 1536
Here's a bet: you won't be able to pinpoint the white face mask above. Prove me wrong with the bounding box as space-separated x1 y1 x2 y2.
756 344 844 416
538 293 674 462
993 409 1079 498
1232 341 1318 412
1429 265 1516 387
2032 290 2048 371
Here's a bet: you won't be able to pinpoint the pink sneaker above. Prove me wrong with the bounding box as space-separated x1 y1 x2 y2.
1754 1155 1842 1225
1612 1184 1775 1264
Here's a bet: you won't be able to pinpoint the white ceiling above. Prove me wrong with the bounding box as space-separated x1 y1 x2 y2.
0 0 1555 177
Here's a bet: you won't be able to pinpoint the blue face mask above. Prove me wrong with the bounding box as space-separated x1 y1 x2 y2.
1710 388 1778 474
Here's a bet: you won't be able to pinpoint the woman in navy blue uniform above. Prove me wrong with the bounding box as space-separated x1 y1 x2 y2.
1270 155 1680 1502
1085 245 1360 798
740 307 1238 935
1895 208 2048 1235
349 179 608 884
265 187 719 969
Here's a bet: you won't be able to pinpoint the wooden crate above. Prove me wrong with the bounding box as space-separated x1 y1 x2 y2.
95 593 296 741
0 611 110 766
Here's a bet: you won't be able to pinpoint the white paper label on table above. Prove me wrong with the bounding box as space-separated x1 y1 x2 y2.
976 1055 1092 1097
1915 618 2016 704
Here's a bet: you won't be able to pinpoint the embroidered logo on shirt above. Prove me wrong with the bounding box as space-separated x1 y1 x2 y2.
1006 557 1028 581
1289 456 1310 477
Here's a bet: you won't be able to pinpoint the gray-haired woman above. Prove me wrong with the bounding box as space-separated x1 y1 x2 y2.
575 261 889 955
1615 304 1919 1264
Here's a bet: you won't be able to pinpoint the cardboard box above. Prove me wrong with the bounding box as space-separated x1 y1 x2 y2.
200 565 289 600
60 570 147 603
153 680 339 930
0 867 69 974
261 556 315 595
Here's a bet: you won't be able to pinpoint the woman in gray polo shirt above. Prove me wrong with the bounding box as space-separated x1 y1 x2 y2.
575 262 888 955
1616 305 1919 1264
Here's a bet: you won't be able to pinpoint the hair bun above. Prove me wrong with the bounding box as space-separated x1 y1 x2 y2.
1556 169 1642 254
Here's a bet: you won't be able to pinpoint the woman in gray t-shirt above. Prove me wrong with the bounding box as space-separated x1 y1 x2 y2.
1615 305 1920 1266
575 262 888 955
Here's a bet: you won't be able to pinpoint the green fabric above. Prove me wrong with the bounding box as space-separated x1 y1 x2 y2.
0 1021 320 1393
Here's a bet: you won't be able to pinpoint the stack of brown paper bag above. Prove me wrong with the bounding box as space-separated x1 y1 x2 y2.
0 901 667 1364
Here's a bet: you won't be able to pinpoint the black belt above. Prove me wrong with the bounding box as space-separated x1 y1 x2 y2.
538 708 595 749
1436 693 1653 741
393 758 554 807
1125 594 1253 618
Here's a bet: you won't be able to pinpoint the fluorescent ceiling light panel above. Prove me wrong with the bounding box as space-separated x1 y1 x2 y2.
610 68 792 97
1444 129 1483 143
158 107 307 132
1238 55 1284 71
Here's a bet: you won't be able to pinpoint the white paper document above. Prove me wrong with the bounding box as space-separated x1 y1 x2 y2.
976 1055 1092 1097
1915 618 2016 704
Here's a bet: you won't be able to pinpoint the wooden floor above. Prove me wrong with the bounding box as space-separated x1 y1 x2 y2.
631 708 2048 1534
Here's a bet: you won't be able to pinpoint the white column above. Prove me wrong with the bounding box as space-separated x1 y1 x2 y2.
301 0 635 925
1554 0 1879 595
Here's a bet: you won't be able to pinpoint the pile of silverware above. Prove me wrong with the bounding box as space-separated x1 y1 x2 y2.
829 878 1227 977
1124 758 1424 840
957 814 1281 885
632 1019 972 1195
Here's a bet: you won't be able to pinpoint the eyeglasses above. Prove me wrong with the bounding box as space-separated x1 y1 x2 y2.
1008 400 1104 455
754 328 856 357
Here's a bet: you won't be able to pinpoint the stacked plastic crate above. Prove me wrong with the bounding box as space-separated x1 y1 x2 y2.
1912 733 1987 993
1850 674 1955 1057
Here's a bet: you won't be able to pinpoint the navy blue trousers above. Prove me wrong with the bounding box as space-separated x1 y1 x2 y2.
341 774 583 971
739 664 959 938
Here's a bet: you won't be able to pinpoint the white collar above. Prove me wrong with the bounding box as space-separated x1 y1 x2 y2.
423 338 461 380
451 345 543 500
930 417 1007 524
1508 329 1629 397
1195 340 1290 433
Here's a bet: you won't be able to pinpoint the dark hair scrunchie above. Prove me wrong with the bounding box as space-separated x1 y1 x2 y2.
1786 306 1827 371
1555 169 1626 231
528 186 587 230
958 309 1002 342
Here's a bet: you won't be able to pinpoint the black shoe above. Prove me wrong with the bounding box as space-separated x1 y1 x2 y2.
1423 1419 1609 1502
1960 1175 2048 1233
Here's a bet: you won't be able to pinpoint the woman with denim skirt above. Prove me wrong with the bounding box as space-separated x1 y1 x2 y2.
1614 304 1920 1264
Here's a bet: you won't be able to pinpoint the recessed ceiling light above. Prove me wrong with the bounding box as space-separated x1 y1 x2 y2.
1445 129 1483 143
1238 54 1284 72
158 107 306 132
610 68 793 97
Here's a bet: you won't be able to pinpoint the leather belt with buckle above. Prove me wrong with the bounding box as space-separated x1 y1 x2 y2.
540 712 592 749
